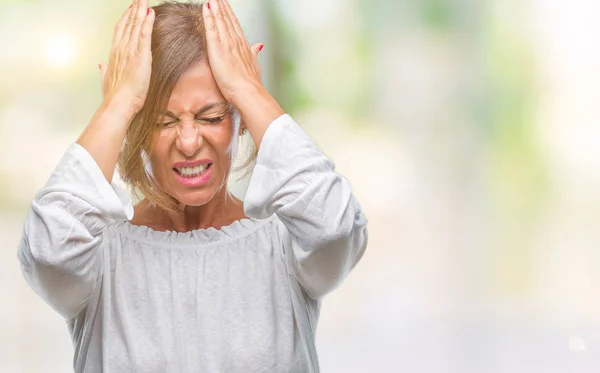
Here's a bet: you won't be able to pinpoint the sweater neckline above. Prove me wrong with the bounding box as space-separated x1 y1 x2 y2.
114 215 276 247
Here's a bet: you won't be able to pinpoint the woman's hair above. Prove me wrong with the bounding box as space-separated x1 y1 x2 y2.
117 1 257 212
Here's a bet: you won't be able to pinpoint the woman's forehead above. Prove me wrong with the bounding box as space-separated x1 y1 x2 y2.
173 61 217 89
168 61 224 105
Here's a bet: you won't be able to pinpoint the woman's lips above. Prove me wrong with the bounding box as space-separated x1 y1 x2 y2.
173 164 213 186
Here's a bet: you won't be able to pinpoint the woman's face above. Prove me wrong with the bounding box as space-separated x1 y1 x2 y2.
149 60 237 207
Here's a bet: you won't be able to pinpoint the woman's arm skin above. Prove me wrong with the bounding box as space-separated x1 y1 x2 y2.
77 0 155 183
202 0 284 149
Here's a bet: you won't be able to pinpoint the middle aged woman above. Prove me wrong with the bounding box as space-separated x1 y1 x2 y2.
18 0 369 372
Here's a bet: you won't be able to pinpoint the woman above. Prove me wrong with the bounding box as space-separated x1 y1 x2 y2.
18 0 368 372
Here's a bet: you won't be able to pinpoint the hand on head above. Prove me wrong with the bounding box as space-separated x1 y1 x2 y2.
99 0 154 115
202 0 264 107
99 0 263 118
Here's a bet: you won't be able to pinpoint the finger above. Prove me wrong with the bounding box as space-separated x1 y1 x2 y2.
112 5 134 48
128 0 150 51
120 0 139 47
99 63 108 94
215 0 238 39
136 8 155 56
203 2 220 44
220 0 245 39
250 43 263 59
99 63 107 79
209 0 232 42
250 43 263 81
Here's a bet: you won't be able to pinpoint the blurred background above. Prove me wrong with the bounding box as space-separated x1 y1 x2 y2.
2 0 600 372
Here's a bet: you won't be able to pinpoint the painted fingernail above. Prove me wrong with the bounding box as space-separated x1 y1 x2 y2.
129 4 132 9
98 64 101 70
259 44 264 52
207 2 211 10
147 8 151 15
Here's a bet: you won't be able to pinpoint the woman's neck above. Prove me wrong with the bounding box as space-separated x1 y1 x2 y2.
133 191 247 232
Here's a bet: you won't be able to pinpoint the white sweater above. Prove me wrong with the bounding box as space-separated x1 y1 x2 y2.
18 114 368 373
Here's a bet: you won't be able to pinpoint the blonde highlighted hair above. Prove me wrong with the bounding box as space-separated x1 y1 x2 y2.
117 1 257 212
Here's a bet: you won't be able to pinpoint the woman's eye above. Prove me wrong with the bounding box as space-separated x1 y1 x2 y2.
161 121 177 128
201 116 225 124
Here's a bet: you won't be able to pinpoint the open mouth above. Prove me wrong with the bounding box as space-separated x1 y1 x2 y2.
173 163 213 178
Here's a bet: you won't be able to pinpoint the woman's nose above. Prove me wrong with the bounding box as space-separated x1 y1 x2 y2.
175 122 203 157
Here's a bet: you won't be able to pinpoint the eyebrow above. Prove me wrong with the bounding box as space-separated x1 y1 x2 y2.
164 102 230 119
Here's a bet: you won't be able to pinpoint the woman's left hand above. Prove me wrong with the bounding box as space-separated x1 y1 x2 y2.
202 0 263 105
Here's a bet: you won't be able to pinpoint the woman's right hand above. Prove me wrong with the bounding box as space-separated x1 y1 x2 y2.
99 0 155 116
77 0 154 183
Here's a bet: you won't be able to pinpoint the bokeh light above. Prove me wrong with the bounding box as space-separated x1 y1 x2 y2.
44 33 76 69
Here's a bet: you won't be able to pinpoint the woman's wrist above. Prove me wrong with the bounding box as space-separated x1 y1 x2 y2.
101 91 142 123
232 83 285 148
77 96 136 184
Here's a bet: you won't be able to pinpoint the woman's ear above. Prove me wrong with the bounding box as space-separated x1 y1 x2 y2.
239 119 247 136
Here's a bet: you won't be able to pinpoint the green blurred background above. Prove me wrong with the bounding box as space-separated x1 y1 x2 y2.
3 0 600 372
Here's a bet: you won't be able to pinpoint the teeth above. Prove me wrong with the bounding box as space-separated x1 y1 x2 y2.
177 164 208 176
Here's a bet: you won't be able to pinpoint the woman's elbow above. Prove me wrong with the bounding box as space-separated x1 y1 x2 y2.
296 224 368 299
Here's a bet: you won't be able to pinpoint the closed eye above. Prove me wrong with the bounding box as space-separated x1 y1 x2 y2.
159 115 226 128
161 120 178 128
200 116 226 124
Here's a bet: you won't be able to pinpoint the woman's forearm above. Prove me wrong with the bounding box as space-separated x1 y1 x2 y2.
234 83 285 149
76 96 136 183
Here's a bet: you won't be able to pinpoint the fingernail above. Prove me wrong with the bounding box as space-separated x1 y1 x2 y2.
147 8 151 15
129 4 132 9
259 44 264 52
98 64 101 70
207 2 211 9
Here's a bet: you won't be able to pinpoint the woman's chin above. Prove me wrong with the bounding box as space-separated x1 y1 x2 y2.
172 189 218 208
